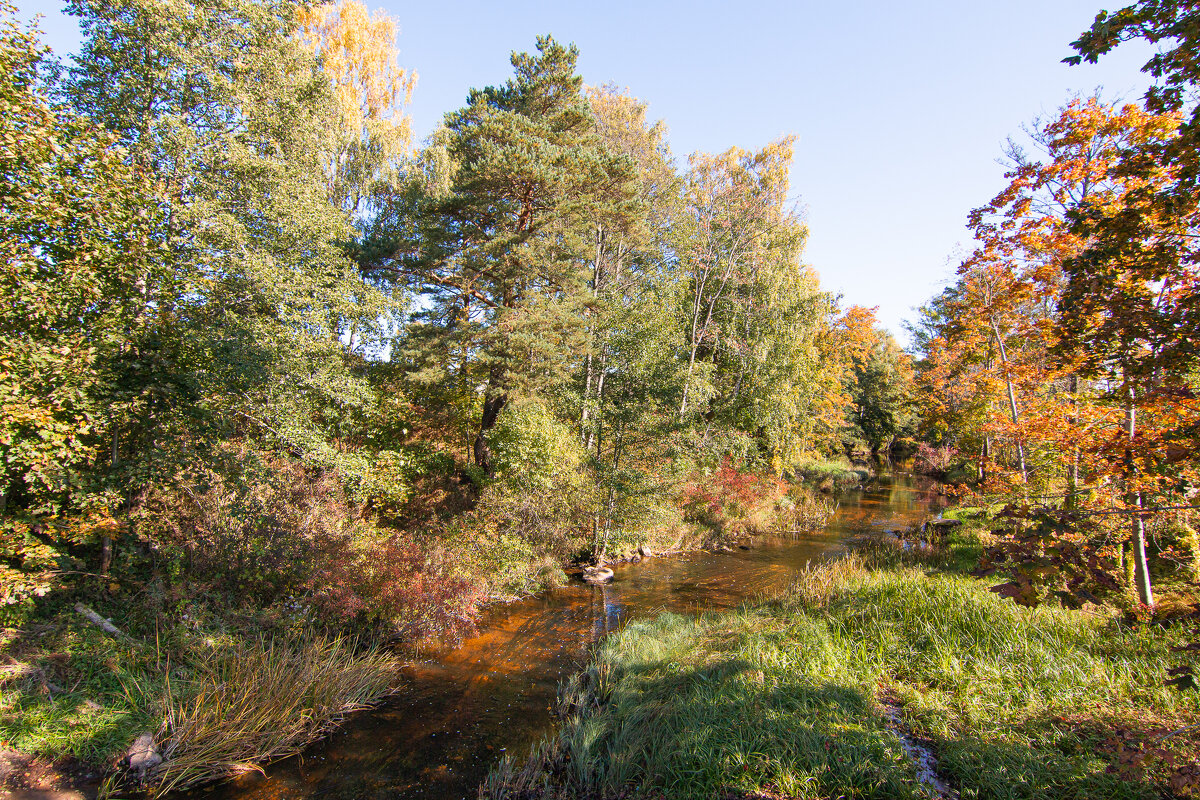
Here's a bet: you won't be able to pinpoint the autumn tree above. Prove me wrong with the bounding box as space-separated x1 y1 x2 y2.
837 308 914 456
1065 11 1200 605
298 0 416 214
914 92 1194 605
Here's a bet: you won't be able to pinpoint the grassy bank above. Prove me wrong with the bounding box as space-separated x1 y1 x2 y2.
793 457 872 489
1 610 397 797
484 532 1200 800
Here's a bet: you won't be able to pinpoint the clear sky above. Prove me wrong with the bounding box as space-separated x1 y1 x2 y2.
21 0 1158 342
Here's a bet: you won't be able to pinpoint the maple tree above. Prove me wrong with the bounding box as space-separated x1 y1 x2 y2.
1065 8 1200 605
913 98 1194 606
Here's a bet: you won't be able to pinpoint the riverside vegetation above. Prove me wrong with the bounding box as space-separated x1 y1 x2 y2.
482 526 1200 800
1 0 904 793
2 0 1199 795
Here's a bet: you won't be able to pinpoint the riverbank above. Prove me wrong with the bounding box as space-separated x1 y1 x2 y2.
1 465 842 799
0 617 398 799
483 528 1200 800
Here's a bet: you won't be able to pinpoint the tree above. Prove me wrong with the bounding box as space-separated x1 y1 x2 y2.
298 0 416 214
59 0 397 570
673 137 829 470
838 309 914 456
913 91 1195 605
0 4 157 602
1065 13 1200 605
575 85 684 558
366 36 637 476
677 138 800 419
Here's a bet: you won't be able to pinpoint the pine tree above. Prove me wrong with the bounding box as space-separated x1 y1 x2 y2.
370 36 637 475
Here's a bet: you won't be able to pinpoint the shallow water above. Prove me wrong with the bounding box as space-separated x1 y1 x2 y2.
185 472 942 800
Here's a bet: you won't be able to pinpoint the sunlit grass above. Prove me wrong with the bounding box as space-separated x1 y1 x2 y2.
137 635 397 796
1 616 398 798
484 534 1199 800
794 458 871 487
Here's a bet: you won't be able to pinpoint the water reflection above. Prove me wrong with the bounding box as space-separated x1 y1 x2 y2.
185 473 940 800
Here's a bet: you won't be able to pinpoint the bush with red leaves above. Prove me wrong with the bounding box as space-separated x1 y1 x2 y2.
678 457 786 536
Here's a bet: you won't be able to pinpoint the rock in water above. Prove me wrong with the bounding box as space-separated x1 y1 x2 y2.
582 566 614 584
638 544 654 559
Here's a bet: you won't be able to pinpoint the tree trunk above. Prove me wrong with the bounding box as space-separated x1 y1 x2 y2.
1130 491 1154 606
1066 374 1081 509
979 436 991 484
473 385 507 476
989 317 1027 483
1124 392 1154 606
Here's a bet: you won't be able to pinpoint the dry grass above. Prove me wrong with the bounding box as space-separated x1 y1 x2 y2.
105 635 398 797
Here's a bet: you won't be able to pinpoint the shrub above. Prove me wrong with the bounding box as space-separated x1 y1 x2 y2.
143 444 484 643
308 534 485 642
913 442 957 475
678 457 786 538
488 398 585 494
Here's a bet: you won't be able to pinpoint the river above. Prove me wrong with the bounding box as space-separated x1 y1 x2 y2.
184 472 943 800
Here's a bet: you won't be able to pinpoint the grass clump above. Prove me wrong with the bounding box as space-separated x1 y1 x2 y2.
1 614 398 798
134 635 397 795
793 458 871 488
485 534 1199 800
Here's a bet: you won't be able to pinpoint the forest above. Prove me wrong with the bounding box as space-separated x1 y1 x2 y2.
0 0 1197 797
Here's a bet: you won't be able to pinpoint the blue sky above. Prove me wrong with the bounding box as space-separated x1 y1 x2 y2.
21 0 1158 341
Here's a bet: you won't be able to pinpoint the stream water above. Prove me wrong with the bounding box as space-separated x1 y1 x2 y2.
185 472 943 800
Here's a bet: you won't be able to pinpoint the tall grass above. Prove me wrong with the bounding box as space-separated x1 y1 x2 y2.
484 540 1199 800
106 635 398 797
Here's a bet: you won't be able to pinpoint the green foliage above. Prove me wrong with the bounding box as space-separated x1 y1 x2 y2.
0 5 159 605
63 0 399 485
488 399 584 494
0 6 924 784
366 36 637 475
846 332 916 454
793 457 870 486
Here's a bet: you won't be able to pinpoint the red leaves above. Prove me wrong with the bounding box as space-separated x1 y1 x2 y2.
988 579 1039 608
678 457 782 531
1102 727 1200 797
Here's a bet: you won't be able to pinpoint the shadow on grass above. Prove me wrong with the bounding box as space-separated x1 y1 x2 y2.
496 657 926 800
931 725 1162 800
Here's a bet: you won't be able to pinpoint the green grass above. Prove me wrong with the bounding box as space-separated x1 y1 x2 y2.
0 617 165 765
484 536 1199 800
1 613 398 797
794 458 871 488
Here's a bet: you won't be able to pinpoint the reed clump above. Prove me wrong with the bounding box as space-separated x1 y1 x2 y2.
105 635 398 797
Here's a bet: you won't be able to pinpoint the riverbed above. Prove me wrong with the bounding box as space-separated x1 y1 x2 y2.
183 472 942 800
